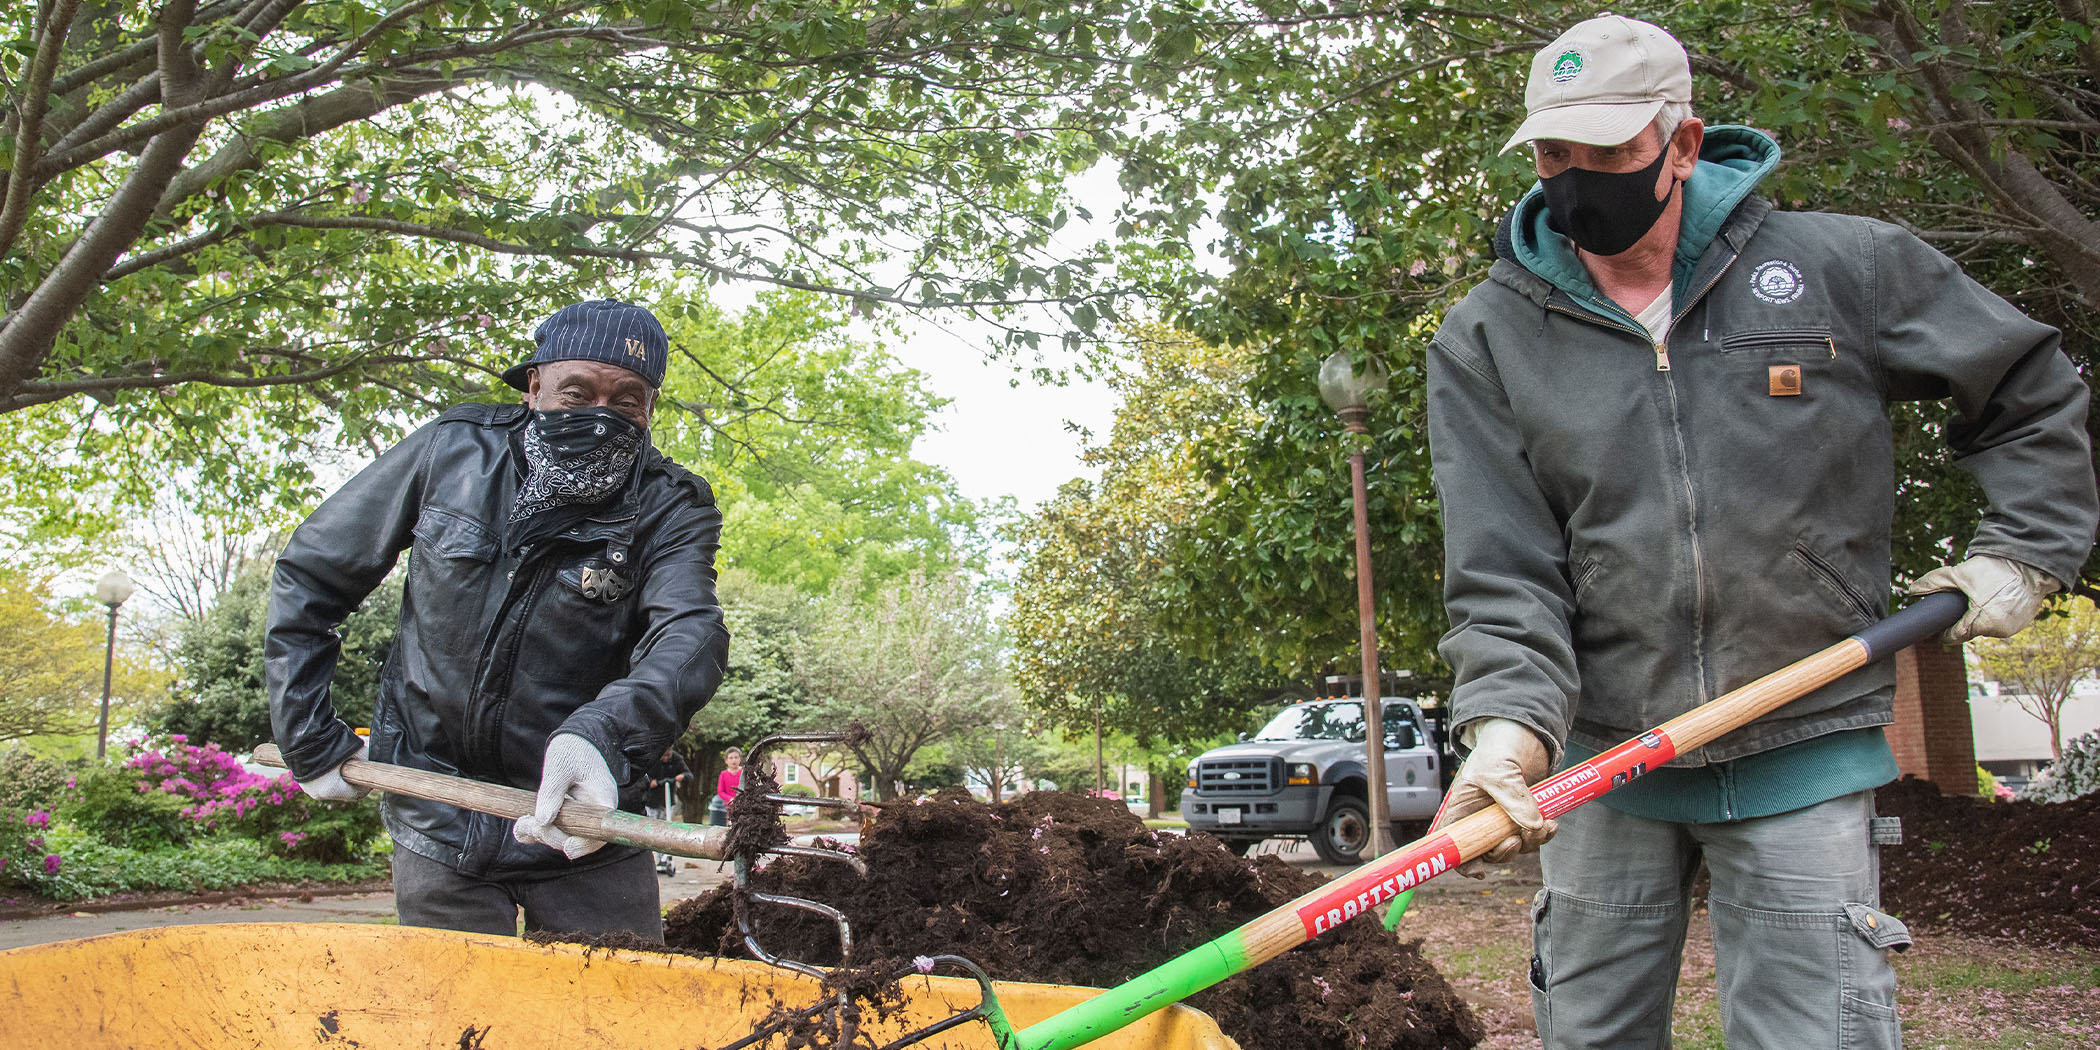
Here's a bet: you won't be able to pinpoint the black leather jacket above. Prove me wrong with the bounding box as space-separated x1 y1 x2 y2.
266 403 729 878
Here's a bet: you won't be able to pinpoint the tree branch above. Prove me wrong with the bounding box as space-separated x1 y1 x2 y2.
0 0 85 256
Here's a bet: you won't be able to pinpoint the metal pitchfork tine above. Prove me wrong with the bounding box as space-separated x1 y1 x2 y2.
718 731 1007 1050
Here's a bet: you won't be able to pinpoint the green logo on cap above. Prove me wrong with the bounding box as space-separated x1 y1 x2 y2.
1552 50 1584 84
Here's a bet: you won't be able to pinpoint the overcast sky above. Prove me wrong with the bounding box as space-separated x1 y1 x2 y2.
907 323 1120 513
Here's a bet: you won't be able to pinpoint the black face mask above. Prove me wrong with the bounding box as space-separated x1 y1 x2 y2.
529 405 642 460
1540 147 1676 257
509 407 644 535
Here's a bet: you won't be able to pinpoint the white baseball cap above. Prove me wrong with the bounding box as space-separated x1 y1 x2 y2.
1500 15 1692 155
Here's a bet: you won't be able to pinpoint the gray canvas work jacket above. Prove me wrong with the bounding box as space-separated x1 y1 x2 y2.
267 403 730 878
1428 126 2095 766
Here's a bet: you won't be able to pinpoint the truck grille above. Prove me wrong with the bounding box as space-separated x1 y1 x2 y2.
1196 757 1277 795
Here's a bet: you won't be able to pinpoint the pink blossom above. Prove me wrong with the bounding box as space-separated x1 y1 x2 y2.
42 854 61 875
25 811 48 829
1408 259 1428 277
351 182 370 204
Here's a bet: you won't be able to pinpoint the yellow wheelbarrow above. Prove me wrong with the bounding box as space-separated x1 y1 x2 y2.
0 922 1235 1049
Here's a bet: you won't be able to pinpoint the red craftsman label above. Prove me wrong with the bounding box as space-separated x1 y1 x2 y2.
1532 730 1678 819
1296 835 1463 938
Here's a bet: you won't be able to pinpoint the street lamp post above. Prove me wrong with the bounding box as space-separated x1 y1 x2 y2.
1317 350 1392 859
93 569 135 761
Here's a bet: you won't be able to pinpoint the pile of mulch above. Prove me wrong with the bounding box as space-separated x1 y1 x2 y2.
664 788 1483 1050
1875 777 2099 950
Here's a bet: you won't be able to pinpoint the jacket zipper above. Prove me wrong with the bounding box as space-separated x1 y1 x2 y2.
1545 248 1741 709
463 554 555 774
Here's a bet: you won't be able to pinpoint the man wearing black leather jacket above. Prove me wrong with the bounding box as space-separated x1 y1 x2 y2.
266 299 729 940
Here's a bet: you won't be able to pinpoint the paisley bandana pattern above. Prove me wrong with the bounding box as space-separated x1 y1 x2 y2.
510 408 642 532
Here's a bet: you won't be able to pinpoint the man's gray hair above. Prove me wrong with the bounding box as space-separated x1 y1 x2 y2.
1653 100 1695 148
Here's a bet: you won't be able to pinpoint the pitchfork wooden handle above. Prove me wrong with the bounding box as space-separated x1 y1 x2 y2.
252 744 731 861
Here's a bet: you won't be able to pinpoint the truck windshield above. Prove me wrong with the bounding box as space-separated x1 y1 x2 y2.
1252 701 1416 746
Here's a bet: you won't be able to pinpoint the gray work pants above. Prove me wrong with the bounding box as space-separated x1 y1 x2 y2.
1532 790 1911 1050
391 846 664 942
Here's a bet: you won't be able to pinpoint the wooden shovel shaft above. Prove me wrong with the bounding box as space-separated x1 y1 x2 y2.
252 743 732 861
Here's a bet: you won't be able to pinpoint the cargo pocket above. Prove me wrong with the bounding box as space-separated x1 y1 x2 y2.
1529 890 1552 1040
1838 902 1909 1050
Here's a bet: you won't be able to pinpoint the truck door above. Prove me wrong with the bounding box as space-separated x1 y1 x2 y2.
1381 700 1439 820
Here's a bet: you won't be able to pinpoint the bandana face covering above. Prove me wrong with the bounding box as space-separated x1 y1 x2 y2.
1540 146 1676 257
509 407 643 535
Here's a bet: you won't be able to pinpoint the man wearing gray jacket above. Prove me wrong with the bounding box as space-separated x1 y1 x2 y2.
1425 15 2094 1050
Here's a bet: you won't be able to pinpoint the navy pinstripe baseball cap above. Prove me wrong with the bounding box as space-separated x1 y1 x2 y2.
502 299 669 390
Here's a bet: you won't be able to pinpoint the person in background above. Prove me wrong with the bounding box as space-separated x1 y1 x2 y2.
1423 15 2095 1049
710 747 743 826
643 746 692 875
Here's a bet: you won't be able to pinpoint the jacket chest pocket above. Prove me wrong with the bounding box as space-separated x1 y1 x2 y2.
523 554 639 685
1711 327 1867 406
1717 328 1838 357
407 508 502 655
1717 328 1836 382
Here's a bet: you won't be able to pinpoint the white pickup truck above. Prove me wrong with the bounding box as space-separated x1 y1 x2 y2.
1179 695 1455 864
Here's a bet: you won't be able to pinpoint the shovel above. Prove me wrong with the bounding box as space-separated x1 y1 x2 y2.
984 592 1967 1050
251 743 734 861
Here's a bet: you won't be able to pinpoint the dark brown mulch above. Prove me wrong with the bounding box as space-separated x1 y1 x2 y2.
664 788 1482 1050
1875 776 2100 950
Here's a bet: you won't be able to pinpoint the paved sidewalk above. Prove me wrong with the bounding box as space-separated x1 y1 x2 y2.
0 834 1534 952
0 854 742 951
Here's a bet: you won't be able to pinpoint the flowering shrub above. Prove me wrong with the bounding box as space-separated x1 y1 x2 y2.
0 809 58 893
2027 729 2100 803
126 737 381 863
0 749 76 815
0 737 386 898
55 763 191 848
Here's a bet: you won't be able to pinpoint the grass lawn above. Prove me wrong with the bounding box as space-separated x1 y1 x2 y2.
1398 874 2099 1049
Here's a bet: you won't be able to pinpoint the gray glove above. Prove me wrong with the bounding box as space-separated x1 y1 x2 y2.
512 733 618 859
1431 717 1557 877
1907 554 2059 643
294 738 369 802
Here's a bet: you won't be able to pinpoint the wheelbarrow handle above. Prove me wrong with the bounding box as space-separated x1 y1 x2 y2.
252 744 731 861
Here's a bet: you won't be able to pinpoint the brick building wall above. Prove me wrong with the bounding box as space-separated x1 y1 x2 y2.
1886 640 1977 794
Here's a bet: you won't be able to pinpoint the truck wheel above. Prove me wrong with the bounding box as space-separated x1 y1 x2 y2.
1311 797 1369 865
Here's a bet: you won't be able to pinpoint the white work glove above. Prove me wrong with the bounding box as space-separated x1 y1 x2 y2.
295 739 369 801
1907 554 2060 643
1430 717 1557 878
512 733 618 859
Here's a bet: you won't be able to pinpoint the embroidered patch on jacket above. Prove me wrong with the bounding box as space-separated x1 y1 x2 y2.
1769 365 1803 396
1551 50 1585 83
1750 260 1806 304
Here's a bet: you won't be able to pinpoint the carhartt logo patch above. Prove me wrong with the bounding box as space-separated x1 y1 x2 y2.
1750 260 1806 304
1551 50 1585 83
1769 365 1803 396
